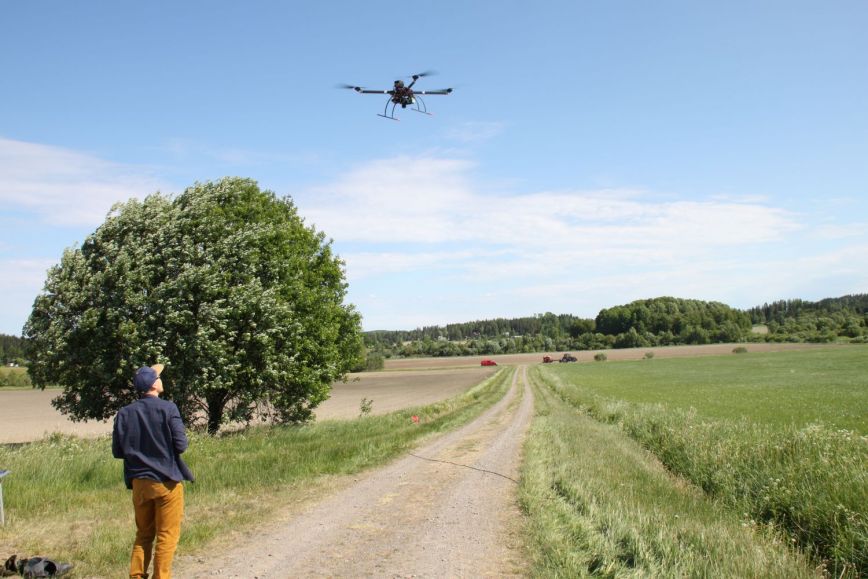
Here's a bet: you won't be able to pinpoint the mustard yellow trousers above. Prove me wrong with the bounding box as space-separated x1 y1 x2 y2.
130 479 184 579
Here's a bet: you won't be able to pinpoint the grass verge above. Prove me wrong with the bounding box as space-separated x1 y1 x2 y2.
537 357 867 578
0 367 513 577
520 366 817 577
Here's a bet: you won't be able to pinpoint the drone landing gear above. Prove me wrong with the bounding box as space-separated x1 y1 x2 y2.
413 95 431 115
378 100 400 121
377 96 432 120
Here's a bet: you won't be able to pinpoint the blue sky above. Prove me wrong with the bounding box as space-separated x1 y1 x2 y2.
1 1 867 335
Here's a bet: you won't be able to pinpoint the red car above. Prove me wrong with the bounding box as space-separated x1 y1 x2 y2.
480 359 497 366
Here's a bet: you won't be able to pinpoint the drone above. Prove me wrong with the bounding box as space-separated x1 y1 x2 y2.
340 71 453 120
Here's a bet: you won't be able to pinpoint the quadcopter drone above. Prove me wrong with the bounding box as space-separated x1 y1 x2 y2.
340 71 453 120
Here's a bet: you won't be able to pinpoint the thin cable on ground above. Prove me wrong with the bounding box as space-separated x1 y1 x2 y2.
408 452 519 484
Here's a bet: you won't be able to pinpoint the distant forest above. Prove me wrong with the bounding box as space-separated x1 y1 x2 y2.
0 333 27 365
746 294 868 342
364 294 868 359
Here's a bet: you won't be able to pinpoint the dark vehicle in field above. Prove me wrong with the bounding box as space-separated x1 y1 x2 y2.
559 353 577 363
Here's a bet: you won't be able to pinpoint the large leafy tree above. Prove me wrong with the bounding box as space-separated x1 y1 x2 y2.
25 178 363 434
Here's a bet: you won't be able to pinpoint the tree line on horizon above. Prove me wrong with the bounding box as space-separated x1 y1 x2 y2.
362 294 868 359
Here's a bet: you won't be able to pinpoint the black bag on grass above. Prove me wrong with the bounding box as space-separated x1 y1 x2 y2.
3 555 74 578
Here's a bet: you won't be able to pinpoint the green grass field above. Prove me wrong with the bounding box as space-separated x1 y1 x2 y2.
547 346 868 432
533 346 867 577
0 368 512 577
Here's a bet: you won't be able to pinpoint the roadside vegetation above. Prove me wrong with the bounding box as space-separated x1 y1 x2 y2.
0 368 512 577
532 348 867 577
520 369 817 577
0 367 31 388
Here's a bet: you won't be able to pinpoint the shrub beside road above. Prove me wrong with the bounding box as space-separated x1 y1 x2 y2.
0 367 31 389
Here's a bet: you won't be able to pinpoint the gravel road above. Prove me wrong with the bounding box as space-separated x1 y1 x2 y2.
176 366 533 578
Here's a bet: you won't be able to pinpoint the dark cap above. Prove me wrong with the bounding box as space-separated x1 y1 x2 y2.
133 364 164 392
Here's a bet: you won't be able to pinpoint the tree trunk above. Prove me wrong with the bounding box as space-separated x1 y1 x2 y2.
205 389 228 435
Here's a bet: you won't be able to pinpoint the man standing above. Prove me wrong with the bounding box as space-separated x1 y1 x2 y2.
113 364 194 579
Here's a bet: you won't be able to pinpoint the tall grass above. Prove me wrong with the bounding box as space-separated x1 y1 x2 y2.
537 359 867 577
0 367 512 577
519 367 816 577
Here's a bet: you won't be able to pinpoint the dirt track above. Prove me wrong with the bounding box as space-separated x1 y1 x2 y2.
176 367 532 578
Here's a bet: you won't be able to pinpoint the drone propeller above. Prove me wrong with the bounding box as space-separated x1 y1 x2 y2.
336 83 364 91
408 70 438 80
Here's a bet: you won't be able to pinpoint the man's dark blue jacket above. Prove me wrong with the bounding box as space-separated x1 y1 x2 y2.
112 396 194 489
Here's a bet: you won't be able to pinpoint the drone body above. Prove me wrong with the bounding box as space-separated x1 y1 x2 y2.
341 72 453 120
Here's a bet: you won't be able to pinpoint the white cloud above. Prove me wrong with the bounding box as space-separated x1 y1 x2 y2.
303 156 477 243
0 137 170 226
302 155 800 253
298 154 867 329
